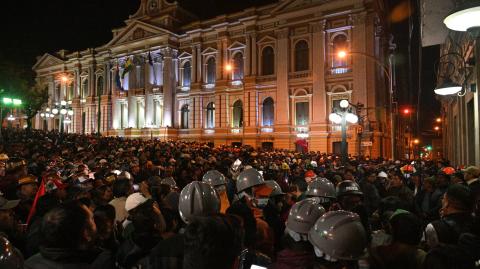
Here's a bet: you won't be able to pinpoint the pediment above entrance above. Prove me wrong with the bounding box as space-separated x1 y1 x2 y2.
107 20 175 47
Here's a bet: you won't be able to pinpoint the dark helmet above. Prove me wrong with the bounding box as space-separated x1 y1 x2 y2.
202 170 227 187
308 210 367 261
178 181 220 224
160 177 177 189
265 180 285 197
286 198 326 235
305 178 336 199
0 235 23 269
236 168 264 193
336 180 363 197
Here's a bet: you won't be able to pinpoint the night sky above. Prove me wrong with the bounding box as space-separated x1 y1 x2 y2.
0 0 439 135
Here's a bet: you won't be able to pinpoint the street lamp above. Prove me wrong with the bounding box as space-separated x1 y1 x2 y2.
337 50 396 159
435 2 480 96
329 99 358 164
44 101 73 134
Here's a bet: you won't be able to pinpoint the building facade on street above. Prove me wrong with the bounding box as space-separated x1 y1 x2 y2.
438 32 479 166
33 0 393 157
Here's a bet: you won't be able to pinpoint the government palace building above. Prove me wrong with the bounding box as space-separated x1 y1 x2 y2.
33 0 394 157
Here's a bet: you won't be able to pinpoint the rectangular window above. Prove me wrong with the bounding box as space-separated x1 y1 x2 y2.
295 102 309 126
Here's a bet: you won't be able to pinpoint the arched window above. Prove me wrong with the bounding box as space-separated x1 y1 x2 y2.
96 76 104 96
206 102 215 129
81 78 89 98
262 97 274 126
232 100 243 128
206 57 216 84
295 102 309 126
294 40 309 71
182 61 191 87
55 84 61 101
233 53 244 80
262 46 275 75
181 105 189 129
332 34 348 68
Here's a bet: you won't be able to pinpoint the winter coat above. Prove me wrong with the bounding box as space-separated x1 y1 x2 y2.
269 248 315 269
24 247 113 269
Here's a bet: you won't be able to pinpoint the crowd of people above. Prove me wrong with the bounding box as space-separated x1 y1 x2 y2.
0 129 479 269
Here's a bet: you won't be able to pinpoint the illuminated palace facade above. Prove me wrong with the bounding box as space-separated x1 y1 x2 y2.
33 0 393 157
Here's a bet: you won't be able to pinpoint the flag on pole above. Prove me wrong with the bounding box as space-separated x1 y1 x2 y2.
121 57 133 79
26 176 46 225
115 63 123 91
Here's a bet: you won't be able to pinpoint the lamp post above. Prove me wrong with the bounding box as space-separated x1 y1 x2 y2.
337 50 396 159
46 101 73 134
329 99 358 164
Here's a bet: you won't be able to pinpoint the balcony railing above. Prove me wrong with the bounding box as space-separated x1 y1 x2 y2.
289 71 311 80
330 67 351 75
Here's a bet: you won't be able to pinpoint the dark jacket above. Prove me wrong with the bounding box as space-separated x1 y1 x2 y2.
24 247 113 269
116 234 161 269
430 212 474 246
359 181 380 216
147 234 184 269
424 233 480 269
269 248 315 269
368 243 425 269
386 186 414 209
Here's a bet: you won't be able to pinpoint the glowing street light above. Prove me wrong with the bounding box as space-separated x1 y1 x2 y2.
225 64 232 72
434 126 440 131
337 50 347 59
329 99 358 163
413 139 420 145
436 118 442 123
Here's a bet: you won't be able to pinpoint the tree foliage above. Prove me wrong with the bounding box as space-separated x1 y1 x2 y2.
0 60 48 129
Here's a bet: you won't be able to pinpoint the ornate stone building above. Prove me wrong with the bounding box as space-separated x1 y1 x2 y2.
33 0 393 157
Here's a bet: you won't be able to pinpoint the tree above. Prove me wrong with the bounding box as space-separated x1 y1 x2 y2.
0 60 48 130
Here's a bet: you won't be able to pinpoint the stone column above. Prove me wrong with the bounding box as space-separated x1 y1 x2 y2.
162 47 176 127
245 35 251 76
310 20 328 152
191 45 197 83
196 45 202 83
275 28 289 126
251 34 257 76
215 39 225 81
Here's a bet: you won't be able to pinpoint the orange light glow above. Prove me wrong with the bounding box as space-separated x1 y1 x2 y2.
413 139 420 144
337 51 347 58
436 118 441 123
403 108 410 115
434 126 440 131
61 76 68 83
225 64 232 72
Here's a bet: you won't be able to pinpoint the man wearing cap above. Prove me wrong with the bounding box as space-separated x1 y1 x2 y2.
462 166 480 215
0 192 21 251
15 174 38 224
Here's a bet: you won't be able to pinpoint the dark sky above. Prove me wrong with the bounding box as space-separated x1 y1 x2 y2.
0 0 439 134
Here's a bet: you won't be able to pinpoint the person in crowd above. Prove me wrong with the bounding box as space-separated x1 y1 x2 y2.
304 177 337 211
425 184 475 248
24 201 113 269
202 169 230 213
308 210 368 269
15 174 38 224
109 179 132 224
235 168 275 259
462 166 480 215
415 176 441 222
183 215 243 269
386 172 414 209
116 199 165 268
369 210 426 269
359 170 381 216
94 204 118 252
270 198 325 269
